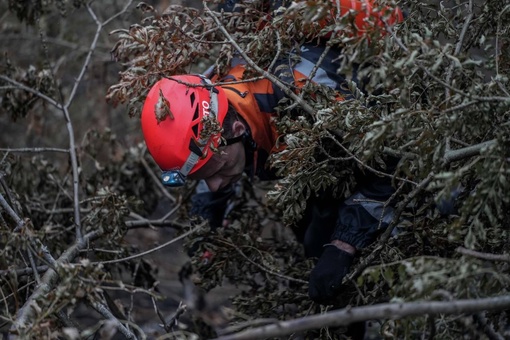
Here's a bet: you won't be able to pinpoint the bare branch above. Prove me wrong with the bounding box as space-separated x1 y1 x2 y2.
26 248 41 284
444 0 473 99
443 140 496 165
140 153 176 203
213 295 510 340
0 147 69 153
125 218 187 229
495 5 510 96
88 299 137 340
0 192 25 230
57 1 134 242
0 266 49 278
382 137 497 168
12 230 102 331
152 298 187 333
456 247 510 262
0 75 61 108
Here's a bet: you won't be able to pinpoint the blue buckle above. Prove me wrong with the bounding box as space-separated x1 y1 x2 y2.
162 170 186 187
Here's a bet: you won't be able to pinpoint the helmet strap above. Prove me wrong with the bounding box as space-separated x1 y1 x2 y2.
173 75 221 178
161 75 225 187
222 134 244 146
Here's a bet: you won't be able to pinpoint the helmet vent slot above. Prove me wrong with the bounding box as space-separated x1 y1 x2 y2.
192 105 199 121
191 123 199 137
190 93 196 106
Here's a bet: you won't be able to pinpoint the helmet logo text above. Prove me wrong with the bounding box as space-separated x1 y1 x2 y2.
202 100 211 117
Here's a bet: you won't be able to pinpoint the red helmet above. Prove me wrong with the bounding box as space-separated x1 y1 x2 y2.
141 75 229 185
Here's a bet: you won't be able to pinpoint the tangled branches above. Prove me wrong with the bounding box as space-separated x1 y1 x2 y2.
1 0 510 339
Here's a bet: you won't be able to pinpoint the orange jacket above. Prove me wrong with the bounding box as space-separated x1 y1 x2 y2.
215 0 404 173
216 43 360 157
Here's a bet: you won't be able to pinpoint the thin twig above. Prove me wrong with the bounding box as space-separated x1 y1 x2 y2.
441 100 478 114
0 266 49 278
0 34 111 57
444 0 472 100
0 280 36 306
326 130 418 186
0 193 25 230
456 247 510 262
267 30 282 73
140 154 176 203
26 250 41 284
0 147 69 153
0 75 61 108
88 299 137 339
285 35 335 112
216 239 307 284
152 298 187 333
93 223 204 265
495 5 510 96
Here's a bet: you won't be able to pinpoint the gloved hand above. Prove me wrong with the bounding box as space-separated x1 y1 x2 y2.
436 186 463 216
308 245 354 304
190 188 233 231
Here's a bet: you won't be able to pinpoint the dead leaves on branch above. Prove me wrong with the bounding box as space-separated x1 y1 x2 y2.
106 5 220 117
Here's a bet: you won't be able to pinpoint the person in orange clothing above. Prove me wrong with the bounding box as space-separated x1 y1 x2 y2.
141 0 404 305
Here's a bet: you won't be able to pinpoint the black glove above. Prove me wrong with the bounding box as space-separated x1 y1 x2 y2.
190 188 234 230
436 186 462 216
308 245 354 304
